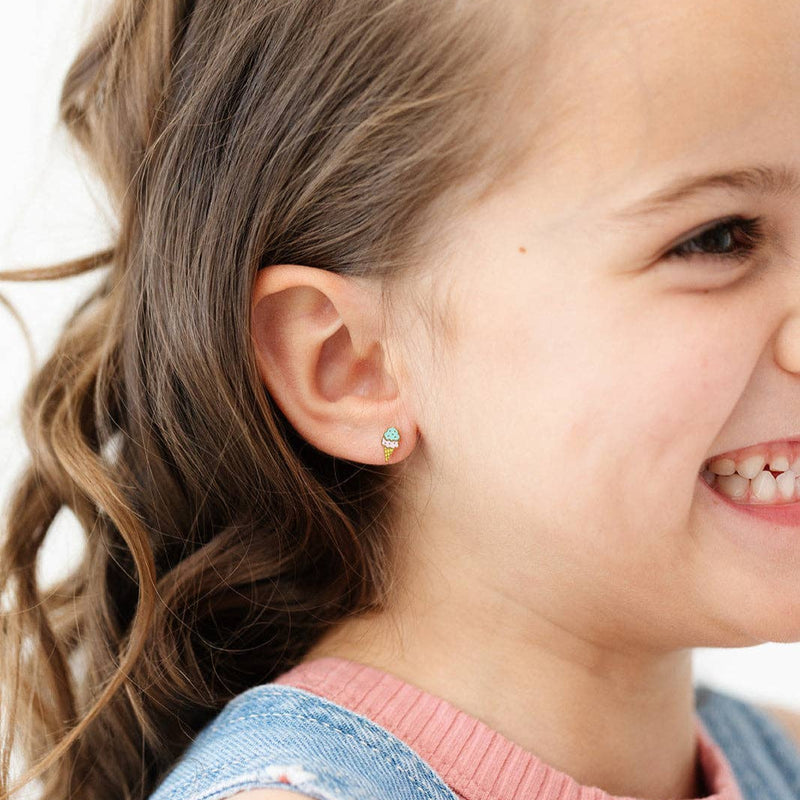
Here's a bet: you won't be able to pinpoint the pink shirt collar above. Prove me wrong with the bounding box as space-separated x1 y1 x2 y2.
273 656 745 800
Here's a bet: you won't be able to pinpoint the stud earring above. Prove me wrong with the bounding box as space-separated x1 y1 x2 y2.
381 426 400 462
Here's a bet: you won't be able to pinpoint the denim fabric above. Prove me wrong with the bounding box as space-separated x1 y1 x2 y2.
147 683 459 800
695 685 800 799
147 682 800 800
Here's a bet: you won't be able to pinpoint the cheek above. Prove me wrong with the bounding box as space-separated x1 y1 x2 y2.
505 306 743 518
438 257 754 525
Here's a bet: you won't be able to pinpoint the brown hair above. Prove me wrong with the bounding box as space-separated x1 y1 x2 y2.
0 1 535 798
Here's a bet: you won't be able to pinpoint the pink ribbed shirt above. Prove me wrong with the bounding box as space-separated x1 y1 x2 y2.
273 656 746 800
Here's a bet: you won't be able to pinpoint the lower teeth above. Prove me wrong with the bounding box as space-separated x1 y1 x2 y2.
702 469 800 505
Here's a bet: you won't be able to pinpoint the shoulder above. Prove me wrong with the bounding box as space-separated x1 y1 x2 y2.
756 702 800 748
222 791 317 799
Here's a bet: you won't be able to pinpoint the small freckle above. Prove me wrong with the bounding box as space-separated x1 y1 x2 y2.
518 246 527 254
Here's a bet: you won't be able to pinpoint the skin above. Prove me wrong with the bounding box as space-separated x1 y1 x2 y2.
248 1 800 798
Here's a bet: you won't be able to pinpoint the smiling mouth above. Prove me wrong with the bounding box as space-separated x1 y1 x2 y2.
699 438 800 506
700 469 800 506
701 460 800 507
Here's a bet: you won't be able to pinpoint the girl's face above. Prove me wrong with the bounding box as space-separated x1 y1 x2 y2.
396 0 800 649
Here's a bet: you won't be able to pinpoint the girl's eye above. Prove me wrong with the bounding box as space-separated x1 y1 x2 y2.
663 215 766 263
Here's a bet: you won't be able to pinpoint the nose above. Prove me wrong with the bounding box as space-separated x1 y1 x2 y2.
774 310 800 373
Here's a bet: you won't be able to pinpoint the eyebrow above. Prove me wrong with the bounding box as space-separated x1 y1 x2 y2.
611 164 800 220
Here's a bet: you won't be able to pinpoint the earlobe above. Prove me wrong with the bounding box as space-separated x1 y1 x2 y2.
250 264 415 465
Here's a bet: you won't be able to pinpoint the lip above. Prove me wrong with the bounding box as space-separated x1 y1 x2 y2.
697 472 800 563
700 474 800 522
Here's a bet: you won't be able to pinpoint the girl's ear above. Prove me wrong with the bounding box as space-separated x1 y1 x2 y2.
250 263 415 464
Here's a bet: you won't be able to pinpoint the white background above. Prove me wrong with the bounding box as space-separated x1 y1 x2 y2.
2 1 800 711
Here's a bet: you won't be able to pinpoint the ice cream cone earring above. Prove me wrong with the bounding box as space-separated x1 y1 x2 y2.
381 426 400 462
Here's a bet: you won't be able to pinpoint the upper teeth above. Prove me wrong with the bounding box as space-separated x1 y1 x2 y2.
707 453 800 479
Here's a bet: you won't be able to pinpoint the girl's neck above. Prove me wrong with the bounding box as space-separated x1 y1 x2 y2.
300 614 702 800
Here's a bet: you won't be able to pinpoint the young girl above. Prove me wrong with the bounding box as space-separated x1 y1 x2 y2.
4 0 800 798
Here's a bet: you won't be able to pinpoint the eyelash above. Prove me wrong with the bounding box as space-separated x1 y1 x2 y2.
664 215 767 263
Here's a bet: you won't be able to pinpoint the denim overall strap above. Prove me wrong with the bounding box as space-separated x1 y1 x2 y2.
695 684 800 800
147 683 460 800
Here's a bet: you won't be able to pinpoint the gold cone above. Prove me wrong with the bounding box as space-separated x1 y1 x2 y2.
383 446 394 462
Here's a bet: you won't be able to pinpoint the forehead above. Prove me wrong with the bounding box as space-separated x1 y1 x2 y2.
509 0 800 211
